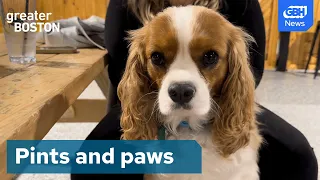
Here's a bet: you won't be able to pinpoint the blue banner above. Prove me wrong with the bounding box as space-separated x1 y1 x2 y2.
7 140 202 174
278 0 314 32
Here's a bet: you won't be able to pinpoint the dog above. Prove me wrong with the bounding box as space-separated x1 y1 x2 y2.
117 5 262 180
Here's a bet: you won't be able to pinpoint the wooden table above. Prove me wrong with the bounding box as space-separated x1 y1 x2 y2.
0 34 108 179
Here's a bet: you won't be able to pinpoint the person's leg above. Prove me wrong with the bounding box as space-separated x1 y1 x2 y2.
85 104 122 140
257 104 318 180
70 104 144 180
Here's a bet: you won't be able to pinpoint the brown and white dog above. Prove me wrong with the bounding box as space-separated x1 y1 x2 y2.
118 5 262 180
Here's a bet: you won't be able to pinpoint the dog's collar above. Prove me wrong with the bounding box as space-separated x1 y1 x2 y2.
158 126 166 140
158 121 206 140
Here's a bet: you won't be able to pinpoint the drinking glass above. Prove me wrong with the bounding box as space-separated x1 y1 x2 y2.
0 0 37 64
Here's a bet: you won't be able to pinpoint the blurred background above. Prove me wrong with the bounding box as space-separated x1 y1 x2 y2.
1 0 320 71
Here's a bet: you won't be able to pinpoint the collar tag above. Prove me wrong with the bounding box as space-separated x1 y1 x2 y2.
179 121 189 127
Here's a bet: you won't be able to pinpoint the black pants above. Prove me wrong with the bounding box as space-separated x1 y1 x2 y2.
71 104 318 180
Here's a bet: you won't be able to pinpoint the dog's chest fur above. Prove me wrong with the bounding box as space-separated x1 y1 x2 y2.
145 127 260 180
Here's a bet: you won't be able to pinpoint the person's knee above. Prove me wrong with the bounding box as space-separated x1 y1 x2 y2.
298 144 318 171
85 104 122 140
291 136 318 179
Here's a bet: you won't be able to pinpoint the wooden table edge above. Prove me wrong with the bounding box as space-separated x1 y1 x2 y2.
0 50 108 180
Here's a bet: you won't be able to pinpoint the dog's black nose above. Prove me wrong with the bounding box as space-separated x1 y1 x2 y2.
168 82 196 104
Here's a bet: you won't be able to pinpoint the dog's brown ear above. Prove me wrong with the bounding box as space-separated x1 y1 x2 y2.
213 27 257 157
118 28 158 140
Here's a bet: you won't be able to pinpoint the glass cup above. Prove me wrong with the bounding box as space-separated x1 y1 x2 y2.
0 0 37 64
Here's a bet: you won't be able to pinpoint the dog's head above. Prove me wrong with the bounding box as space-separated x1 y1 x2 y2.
118 6 257 157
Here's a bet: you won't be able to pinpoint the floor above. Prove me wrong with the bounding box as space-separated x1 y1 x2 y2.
16 70 320 180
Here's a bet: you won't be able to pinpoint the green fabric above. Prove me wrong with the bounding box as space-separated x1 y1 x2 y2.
158 126 166 140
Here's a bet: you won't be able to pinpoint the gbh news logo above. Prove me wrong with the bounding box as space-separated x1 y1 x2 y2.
279 0 313 32
283 6 307 19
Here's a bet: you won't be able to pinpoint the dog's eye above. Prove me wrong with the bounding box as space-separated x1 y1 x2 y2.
203 50 219 67
151 52 165 66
